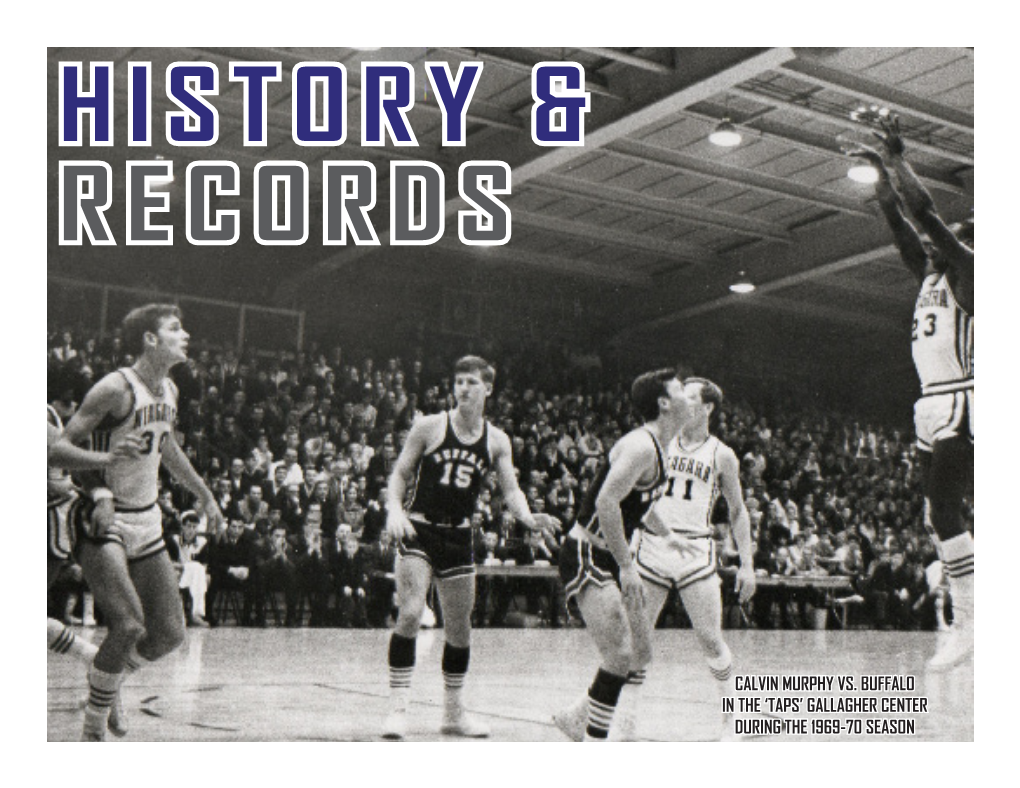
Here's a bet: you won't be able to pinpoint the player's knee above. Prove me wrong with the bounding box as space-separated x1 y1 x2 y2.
110 616 146 645
394 607 423 636
631 639 652 669
146 619 186 659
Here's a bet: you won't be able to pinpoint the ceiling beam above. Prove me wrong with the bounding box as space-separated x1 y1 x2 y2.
440 47 621 100
436 237 652 287
530 173 795 242
716 98 968 196
511 47 795 185
778 58 974 136
730 85 973 167
511 209 718 264
807 275 914 304
744 293 902 333
573 47 673 74
607 138 875 217
610 244 902 341
276 47 796 302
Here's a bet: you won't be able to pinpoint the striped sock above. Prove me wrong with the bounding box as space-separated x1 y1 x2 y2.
442 643 471 714
615 668 646 721
708 644 735 713
83 664 122 739
47 618 98 663
388 633 416 708
585 668 628 741
941 532 974 581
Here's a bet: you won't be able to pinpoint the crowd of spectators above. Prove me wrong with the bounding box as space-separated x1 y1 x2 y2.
48 325 969 632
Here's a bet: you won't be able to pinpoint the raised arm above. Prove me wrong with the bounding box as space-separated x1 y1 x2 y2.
718 446 756 604
875 117 973 304
848 144 929 281
491 428 559 537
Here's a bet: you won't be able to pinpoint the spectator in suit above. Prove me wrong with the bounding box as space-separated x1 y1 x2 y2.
255 524 301 627
237 484 270 525
332 534 369 627
363 530 398 627
294 524 334 627
204 518 259 626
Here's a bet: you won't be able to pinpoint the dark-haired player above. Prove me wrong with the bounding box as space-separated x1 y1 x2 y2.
850 118 973 669
636 377 755 739
382 356 559 739
54 304 223 740
553 368 688 741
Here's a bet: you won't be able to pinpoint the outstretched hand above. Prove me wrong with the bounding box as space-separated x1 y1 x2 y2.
872 115 905 157
844 142 884 168
531 512 562 538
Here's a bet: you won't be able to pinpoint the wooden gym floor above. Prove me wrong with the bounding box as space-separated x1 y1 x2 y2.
47 627 973 742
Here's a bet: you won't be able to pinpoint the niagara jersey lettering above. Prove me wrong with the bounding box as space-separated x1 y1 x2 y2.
407 413 491 526
651 435 722 539
91 367 178 510
577 428 667 544
912 272 974 396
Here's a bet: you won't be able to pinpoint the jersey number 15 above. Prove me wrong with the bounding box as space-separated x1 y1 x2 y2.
439 462 473 489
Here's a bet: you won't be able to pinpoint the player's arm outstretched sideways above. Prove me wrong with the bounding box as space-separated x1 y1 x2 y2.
490 426 560 538
384 413 440 540
717 445 756 604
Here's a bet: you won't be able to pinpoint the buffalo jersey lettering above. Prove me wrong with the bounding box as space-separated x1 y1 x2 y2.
407 412 491 526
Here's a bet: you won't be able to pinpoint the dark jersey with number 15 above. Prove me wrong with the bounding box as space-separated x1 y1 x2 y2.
407 412 491 526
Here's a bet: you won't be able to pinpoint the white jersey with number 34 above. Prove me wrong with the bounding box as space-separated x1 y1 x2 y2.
648 434 722 539
91 367 178 509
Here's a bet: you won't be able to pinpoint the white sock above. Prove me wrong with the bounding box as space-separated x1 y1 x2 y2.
47 618 98 663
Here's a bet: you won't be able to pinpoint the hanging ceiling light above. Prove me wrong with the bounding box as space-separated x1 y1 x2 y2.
709 118 742 147
729 272 755 294
847 163 879 184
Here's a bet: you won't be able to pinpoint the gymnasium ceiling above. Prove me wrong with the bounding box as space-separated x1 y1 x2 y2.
47 47 974 352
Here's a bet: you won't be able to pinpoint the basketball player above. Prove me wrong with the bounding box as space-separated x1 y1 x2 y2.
553 368 688 741
54 304 224 740
850 118 973 669
47 405 144 665
382 356 560 739
634 377 755 739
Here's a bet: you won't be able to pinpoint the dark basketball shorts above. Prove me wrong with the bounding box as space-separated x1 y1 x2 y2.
558 535 620 602
48 496 82 589
398 518 475 580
